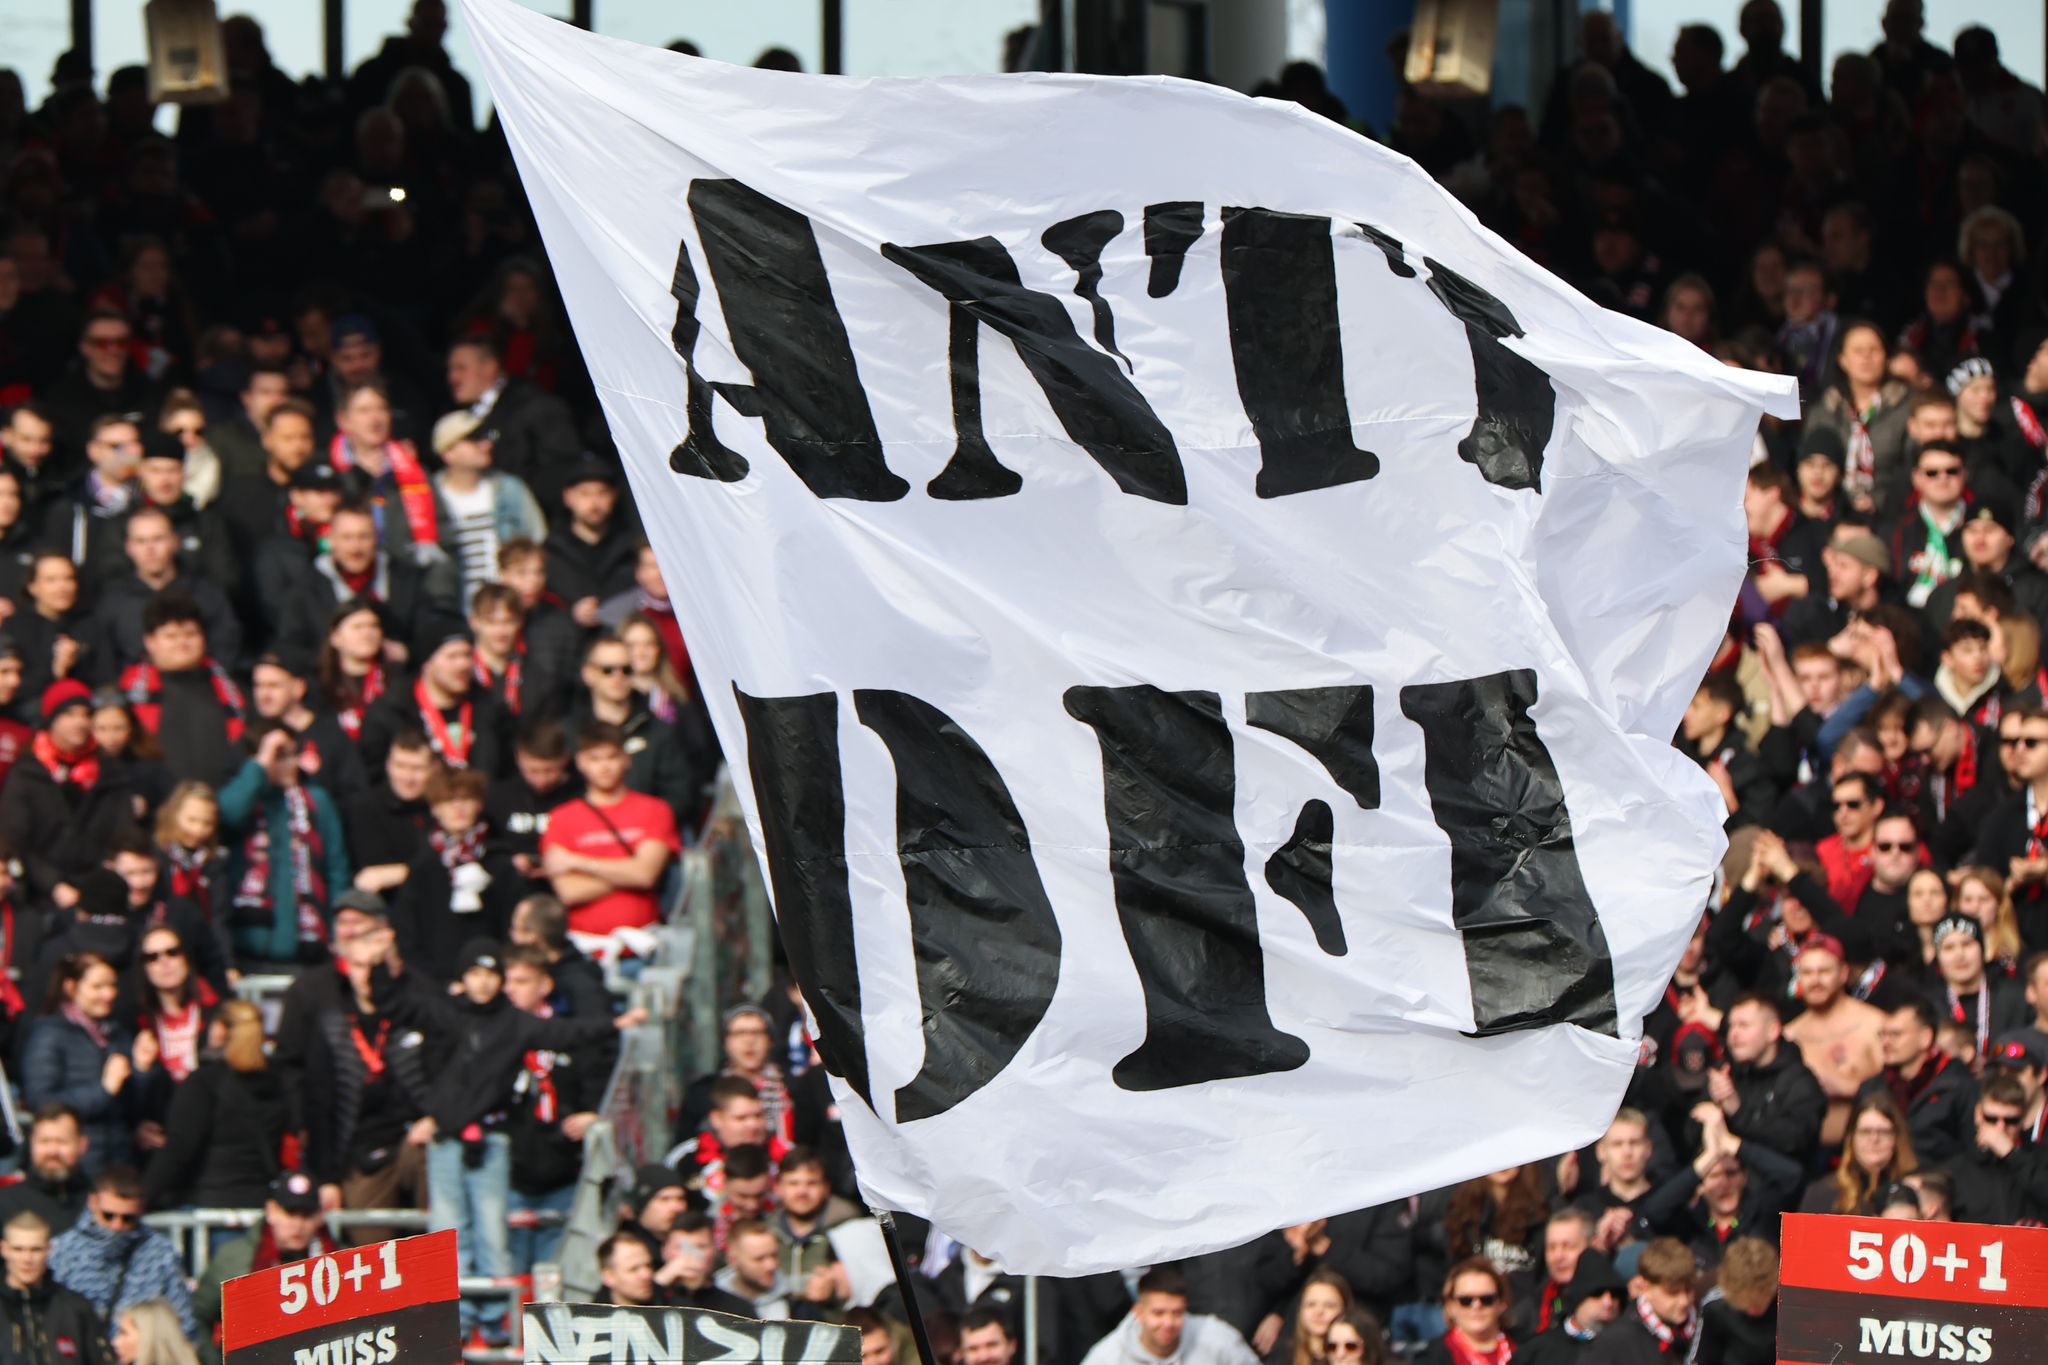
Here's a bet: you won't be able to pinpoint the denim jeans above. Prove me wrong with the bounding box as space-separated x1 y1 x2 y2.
507 1183 577 1275
426 1134 512 1335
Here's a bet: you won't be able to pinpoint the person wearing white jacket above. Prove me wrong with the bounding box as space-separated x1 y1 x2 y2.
1082 1270 1261 1365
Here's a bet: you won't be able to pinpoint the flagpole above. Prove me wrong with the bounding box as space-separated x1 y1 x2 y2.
873 1208 942 1365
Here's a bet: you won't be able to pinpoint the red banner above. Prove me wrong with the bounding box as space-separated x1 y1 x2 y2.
223 1230 460 1365
1778 1214 2048 1364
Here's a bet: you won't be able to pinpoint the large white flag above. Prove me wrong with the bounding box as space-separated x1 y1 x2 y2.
462 0 1797 1274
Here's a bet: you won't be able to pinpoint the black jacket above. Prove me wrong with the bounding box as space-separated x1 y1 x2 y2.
507 1027 614 1196
357 686 510 779
0 753 136 904
475 381 580 500
566 698 699 822
390 844 522 984
484 770 582 865
1516 1326 1598 1365
214 473 291 565
341 783 430 875
87 571 242 680
1724 1045 1827 1162
1859 1052 1979 1163
0 1276 113 1365
1584 1312 1690 1365
300 991 432 1185
0 1169 89 1239
142 1060 288 1209
275 552 441 660
545 524 637 608
1942 1142 2048 1225
372 965 618 1135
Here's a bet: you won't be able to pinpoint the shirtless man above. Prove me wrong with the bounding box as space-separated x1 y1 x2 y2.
1785 934 1887 1147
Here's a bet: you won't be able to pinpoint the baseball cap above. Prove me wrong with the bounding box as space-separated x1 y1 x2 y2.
269 1171 321 1214
291 462 344 493
1986 1032 2044 1071
431 409 488 456
458 938 504 976
331 888 389 921
331 314 380 349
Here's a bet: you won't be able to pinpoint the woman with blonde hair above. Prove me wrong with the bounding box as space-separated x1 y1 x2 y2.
114 1298 199 1365
141 999 288 1210
1799 1091 1919 1214
1952 867 2023 973
1255 1266 1353 1365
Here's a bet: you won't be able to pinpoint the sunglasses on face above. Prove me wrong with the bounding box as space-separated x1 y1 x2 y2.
1874 840 1917 852
85 336 129 351
1833 797 1871 810
141 947 183 963
1326 1343 1365 1357
97 1209 139 1227
2014 737 2048 749
1920 465 1964 478
590 663 629 676
1984 1112 2023 1128
1451 1295 1499 1308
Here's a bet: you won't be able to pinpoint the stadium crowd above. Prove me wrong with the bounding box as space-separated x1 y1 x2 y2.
0 1 2042 1364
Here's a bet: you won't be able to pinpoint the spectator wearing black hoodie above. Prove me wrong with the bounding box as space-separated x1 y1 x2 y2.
391 767 520 984
543 460 637 620
1514 1251 1624 1365
87 504 241 679
0 682 134 908
370 933 640 1342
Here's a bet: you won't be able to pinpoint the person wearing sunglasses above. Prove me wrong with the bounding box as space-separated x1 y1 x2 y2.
1896 441 1974 610
1941 1072 2042 1225
48 1164 195 1336
40 310 165 460
1416 1257 1512 1365
1318 1310 1389 1365
565 632 697 824
1514 1251 1622 1364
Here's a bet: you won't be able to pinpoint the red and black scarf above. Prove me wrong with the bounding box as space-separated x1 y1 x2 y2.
432 823 486 871
1442 1330 1512 1365
32 731 98 789
336 665 387 740
232 785 328 943
1630 1295 1696 1354
520 1003 559 1122
416 680 474 768
121 659 247 743
474 647 523 715
165 843 215 904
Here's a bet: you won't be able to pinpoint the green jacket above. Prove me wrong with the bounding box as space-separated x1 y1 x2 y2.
218 761 350 962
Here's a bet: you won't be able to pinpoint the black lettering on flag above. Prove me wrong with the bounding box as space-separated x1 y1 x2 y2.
1398 670 1618 1037
666 237 749 483
1143 202 1203 298
734 687 874 1104
854 690 1062 1122
683 180 908 501
881 236 1187 504
1419 258 1554 494
1352 223 1417 278
1220 208 1381 499
1041 210 1131 373
925 301 1022 500
1245 685 1379 956
1065 685 1310 1090
1263 801 1344 956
